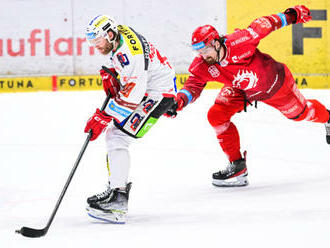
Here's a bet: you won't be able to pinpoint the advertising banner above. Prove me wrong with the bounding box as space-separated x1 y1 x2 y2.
1 0 328 92
0 0 226 76
227 0 329 88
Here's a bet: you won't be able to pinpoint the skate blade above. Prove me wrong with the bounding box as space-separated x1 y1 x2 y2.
212 172 249 187
86 206 126 224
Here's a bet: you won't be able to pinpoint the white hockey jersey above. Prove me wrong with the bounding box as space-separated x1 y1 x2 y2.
104 25 176 124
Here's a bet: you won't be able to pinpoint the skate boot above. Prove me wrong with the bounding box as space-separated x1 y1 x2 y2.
87 182 112 205
325 110 330 144
86 182 132 224
212 152 248 187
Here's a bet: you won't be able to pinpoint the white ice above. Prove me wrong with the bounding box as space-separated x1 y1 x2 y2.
1 89 330 247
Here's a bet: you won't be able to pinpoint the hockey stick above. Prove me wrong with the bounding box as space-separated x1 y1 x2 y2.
15 85 112 238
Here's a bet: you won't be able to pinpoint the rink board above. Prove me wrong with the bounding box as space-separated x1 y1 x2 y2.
0 74 328 93
227 0 329 81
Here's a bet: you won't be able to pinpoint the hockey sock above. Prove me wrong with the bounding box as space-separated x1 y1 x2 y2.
108 148 130 188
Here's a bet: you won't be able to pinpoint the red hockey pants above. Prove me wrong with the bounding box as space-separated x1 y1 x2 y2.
207 65 329 162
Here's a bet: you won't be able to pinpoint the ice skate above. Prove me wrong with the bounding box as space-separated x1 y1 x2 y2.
325 110 330 144
87 182 112 205
86 183 132 224
212 153 248 187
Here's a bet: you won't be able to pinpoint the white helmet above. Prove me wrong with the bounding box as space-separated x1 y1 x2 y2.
85 15 118 45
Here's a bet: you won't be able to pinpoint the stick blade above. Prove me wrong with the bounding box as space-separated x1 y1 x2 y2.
15 226 47 238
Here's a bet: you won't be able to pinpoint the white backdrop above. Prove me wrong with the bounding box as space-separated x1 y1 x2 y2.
0 0 226 76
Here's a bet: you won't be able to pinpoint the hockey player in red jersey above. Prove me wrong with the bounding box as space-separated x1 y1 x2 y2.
169 5 330 187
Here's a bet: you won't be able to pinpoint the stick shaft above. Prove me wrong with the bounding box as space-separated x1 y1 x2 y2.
41 93 112 234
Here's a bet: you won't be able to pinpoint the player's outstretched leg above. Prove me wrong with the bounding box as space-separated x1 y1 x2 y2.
86 182 132 224
325 110 330 144
212 152 248 187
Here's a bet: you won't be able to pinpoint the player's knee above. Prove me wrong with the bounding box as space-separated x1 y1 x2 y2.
106 131 131 151
107 138 130 152
292 99 329 123
207 104 229 127
291 105 308 122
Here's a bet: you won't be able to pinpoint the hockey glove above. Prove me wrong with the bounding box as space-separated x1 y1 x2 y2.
284 5 312 24
100 68 121 97
164 92 189 118
84 109 113 141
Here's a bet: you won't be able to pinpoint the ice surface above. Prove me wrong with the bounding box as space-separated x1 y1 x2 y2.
1 89 330 247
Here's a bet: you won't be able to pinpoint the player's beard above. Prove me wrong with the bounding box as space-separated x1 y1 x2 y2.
98 42 113 55
204 56 217 65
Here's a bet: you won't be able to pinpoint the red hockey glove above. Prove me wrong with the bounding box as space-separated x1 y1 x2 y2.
175 92 189 111
100 68 120 97
84 109 113 141
164 92 189 118
285 5 312 24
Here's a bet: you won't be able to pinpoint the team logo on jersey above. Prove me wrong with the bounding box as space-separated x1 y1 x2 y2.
117 52 130 67
208 65 220 78
121 82 135 97
232 70 259 90
142 99 157 114
220 59 228 67
130 113 144 131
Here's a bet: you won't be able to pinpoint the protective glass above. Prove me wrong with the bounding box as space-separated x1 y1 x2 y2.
87 36 105 46
193 45 214 56
86 30 108 46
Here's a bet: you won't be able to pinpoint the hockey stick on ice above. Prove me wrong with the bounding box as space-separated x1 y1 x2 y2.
15 77 113 238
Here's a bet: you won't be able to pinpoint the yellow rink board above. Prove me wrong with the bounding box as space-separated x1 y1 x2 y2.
227 0 329 88
0 73 327 93
0 76 52 93
57 75 103 91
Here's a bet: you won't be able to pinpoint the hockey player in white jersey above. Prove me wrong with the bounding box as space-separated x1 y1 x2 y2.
84 15 176 223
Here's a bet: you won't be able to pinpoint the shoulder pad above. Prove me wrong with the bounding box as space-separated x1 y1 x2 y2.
188 56 207 74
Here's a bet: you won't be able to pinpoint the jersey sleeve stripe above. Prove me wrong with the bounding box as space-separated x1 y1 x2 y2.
277 13 288 27
179 89 193 103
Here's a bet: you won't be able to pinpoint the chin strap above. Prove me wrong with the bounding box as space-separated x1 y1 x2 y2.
216 48 221 62
106 30 119 47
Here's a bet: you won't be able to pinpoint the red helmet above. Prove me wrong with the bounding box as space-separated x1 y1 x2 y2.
191 25 220 50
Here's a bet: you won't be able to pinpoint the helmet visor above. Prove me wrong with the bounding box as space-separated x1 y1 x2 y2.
192 44 214 56
192 41 206 50
86 31 106 46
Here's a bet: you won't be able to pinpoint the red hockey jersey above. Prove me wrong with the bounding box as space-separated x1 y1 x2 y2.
182 12 295 102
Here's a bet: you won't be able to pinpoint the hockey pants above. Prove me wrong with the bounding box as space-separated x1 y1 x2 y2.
207 65 329 162
105 93 175 188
